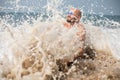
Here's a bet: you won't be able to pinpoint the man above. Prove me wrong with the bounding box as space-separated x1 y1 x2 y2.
64 8 86 59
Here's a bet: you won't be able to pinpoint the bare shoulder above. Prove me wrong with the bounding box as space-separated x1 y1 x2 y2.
78 23 84 27
77 23 85 32
76 23 86 41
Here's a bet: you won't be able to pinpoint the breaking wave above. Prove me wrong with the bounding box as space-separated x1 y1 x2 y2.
0 0 120 80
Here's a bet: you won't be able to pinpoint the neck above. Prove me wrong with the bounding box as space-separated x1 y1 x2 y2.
64 22 76 29
70 22 75 26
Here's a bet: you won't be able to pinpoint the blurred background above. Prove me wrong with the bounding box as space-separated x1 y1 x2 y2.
0 0 120 15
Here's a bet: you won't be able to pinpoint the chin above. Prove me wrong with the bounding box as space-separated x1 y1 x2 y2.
67 19 71 22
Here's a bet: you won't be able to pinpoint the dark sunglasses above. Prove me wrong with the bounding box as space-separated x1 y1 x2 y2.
68 11 74 15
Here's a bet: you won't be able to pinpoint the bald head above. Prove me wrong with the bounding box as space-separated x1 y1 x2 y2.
68 8 82 23
66 8 82 24
70 8 82 19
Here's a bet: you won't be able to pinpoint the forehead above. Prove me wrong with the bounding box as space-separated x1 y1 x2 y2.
70 8 76 12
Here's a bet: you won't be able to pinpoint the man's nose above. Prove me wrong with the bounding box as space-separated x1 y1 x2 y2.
67 15 72 18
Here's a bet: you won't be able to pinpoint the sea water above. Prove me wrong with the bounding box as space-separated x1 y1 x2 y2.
0 0 120 80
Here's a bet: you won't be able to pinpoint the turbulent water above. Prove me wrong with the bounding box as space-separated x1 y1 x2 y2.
0 0 120 80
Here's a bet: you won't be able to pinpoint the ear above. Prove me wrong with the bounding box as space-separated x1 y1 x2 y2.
78 16 81 19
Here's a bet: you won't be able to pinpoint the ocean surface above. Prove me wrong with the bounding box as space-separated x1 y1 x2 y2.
0 12 120 27
0 0 120 80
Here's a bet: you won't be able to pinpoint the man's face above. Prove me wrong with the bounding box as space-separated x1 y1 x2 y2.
66 9 79 23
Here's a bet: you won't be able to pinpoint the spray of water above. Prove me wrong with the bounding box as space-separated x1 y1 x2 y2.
0 0 120 80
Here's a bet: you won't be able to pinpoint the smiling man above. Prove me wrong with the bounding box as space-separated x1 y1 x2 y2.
64 8 86 59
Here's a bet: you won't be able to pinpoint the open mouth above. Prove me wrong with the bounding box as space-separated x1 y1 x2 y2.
67 18 77 24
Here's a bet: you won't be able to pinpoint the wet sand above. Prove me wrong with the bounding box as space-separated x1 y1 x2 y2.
1 47 120 80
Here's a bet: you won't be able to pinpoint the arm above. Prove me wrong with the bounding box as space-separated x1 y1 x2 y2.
74 23 86 59
76 23 86 41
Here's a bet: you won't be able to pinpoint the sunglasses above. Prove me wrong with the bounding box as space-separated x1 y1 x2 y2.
68 11 74 15
68 11 77 18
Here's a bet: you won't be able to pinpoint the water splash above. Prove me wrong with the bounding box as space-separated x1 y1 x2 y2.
0 0 120 80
